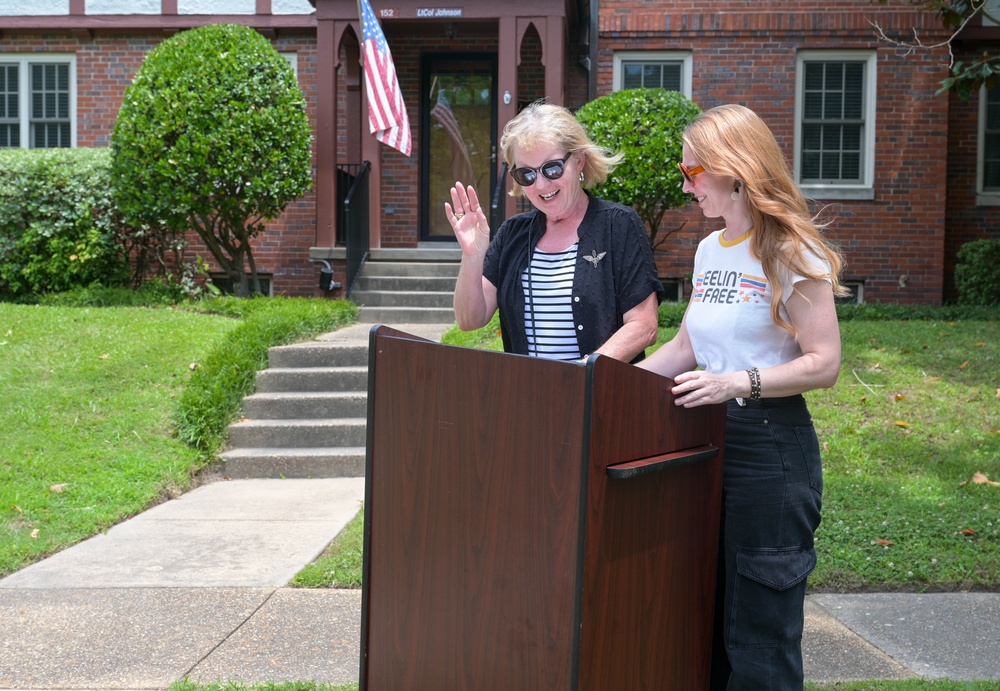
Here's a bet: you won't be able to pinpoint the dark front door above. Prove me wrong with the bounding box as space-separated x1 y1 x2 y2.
421 55 497 241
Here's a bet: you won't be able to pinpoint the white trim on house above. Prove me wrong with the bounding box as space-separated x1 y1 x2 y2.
0 0 69 15
85 0 159 13
612 51 693 98
794 49 877 201
0 53 76 149
0 0 315 15
977 83 1000 206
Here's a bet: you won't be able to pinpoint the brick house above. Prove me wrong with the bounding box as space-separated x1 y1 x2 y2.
2 0 997 303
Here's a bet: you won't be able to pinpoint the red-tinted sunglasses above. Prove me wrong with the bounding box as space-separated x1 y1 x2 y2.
678 162 705 184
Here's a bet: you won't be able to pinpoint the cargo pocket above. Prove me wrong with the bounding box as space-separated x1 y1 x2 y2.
729 546 816 649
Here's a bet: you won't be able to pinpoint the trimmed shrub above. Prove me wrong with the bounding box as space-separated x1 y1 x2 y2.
654 302 999 327
835 302 999 321
954 238 1000 306
38 279 193 308
0 148 130 299
576 89 702 251
112 24 313 297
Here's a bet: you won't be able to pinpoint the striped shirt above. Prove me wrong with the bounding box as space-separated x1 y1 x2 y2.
522 244 580 361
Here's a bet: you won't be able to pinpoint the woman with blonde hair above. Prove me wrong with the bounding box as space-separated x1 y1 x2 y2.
447 100 662 363
638 103 847 690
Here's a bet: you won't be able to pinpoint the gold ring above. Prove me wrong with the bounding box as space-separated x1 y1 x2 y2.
454 212 465 219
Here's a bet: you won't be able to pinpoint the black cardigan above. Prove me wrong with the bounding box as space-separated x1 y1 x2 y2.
483 193 663 362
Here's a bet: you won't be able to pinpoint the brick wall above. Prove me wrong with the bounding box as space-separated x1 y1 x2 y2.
945 42 1000 302
6 1 995 303
596 0 963 304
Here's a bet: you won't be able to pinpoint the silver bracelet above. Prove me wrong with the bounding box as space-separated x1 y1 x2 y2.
746 367 761 400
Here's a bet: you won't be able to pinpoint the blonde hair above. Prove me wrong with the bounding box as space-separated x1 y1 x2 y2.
500 100 623 197
684 104 848 334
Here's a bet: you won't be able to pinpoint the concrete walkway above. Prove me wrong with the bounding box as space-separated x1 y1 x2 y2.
3 476 998 688
1 324 997 689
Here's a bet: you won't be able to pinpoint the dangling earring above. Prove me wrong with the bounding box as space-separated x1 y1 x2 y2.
579 172 585 183
731 181 741 201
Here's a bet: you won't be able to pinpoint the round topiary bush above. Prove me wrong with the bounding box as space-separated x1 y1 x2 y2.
111 23 313 296
576 88 702 251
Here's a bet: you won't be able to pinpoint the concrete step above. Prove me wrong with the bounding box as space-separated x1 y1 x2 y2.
350 289 453 308
369 247 461 262
353 275 458 292
358 305 455 324
219 446 366 479
221 255 457 480
360 261 460 278
240 391 366 420
268 343 368 368
254 366 368 393
226 418 366 448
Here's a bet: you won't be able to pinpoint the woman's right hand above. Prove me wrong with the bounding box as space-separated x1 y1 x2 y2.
446 182 491 257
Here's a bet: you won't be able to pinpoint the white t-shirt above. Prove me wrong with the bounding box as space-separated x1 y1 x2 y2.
685 229 831 375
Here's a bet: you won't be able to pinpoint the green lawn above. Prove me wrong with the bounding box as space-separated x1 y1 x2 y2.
297 314 1000 593
0 297 357 577
4 301 997 691
0 303 239 575
809 318 999 590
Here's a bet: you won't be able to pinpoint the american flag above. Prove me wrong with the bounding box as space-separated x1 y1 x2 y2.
431 92 474 184
359 0 411 156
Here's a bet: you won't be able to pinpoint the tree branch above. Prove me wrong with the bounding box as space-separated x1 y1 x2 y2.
870 0 996 98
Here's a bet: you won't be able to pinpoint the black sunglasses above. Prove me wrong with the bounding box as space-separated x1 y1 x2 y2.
510 153 572 187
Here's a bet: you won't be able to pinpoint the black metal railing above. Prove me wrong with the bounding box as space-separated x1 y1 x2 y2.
490 161 509 239
339 160 371 298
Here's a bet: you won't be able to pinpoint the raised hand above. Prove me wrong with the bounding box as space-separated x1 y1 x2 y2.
446 181 491 256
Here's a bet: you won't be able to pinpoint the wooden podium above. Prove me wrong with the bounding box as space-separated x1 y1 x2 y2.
360 326 726 690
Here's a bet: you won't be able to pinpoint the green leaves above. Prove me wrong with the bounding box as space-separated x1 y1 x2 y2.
877 0 1000 99
576 89 701 250
936 55 1000 100
955 239 1000 306
111 24 313 295
0 149 130 298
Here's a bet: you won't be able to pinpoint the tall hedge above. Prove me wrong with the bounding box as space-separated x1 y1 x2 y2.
0 148 130 299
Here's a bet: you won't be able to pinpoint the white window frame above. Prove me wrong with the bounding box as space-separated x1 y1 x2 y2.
612 51 693 98
794 50 876 200
0 53 77 149
977 83 1000 205
837 280 865 305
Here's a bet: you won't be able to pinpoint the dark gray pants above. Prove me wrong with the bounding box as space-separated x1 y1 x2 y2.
710 395 823 691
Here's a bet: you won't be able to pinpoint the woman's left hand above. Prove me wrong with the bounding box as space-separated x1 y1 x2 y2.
669 279 843 407
670 370 739 408
447 182 490 256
